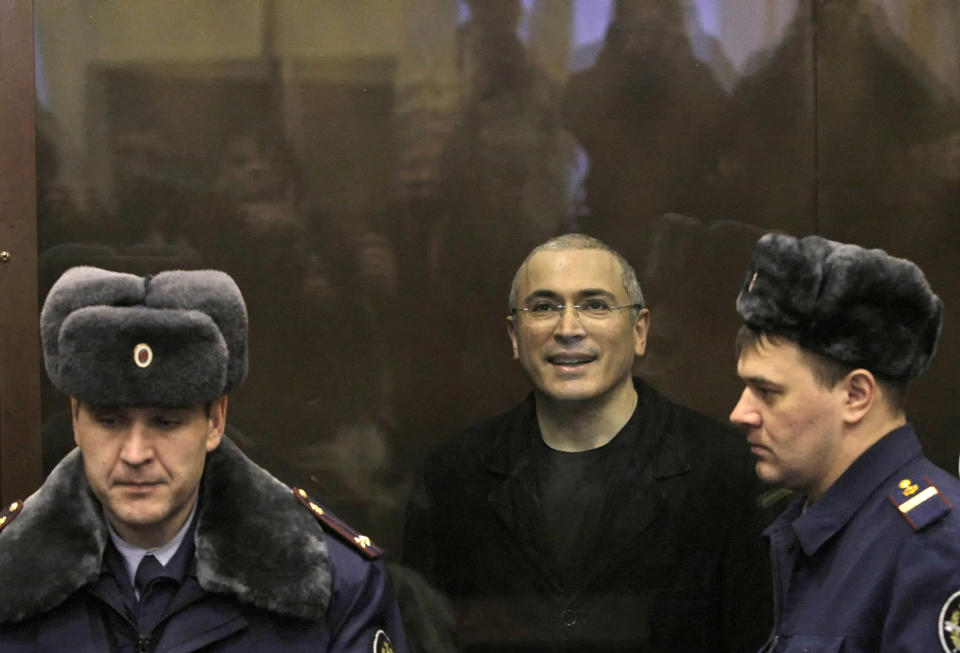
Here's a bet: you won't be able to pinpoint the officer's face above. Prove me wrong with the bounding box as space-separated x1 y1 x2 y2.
507 249 649 408
730 337 846 500
72 398 226 549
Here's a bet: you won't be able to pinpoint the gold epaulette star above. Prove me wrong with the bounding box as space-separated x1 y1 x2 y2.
0 500 24 534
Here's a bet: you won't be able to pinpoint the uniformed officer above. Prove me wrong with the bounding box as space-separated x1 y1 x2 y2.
730 233 960 652
0 266 407 652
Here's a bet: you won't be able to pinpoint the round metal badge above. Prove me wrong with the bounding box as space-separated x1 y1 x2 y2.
372 629 394 653
133 343 153 368
939 590 960 652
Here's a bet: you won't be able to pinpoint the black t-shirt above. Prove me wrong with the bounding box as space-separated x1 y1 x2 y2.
532 408 640 591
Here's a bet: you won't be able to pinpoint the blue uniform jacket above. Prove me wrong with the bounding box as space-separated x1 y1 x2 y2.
761 424 960 653
0 436 407 653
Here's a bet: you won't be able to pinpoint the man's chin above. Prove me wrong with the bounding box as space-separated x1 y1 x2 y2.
536 379 603 404
106 496 170 526
110 505 163 525
754 462 785 487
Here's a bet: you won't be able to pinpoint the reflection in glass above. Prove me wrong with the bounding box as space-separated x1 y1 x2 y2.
32 1 960 648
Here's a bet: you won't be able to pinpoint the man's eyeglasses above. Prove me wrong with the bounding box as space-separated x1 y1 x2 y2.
511 300 642 324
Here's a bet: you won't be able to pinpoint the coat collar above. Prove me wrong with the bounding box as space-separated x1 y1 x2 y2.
479 378 691 479
778 424 922 557
0 433 331 624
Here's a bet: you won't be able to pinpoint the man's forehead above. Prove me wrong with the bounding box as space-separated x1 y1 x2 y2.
737 338 812 380
520 249 624 295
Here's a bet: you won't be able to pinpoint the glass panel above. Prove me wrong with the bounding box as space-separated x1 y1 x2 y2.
815 0 960 469
31 0 960 649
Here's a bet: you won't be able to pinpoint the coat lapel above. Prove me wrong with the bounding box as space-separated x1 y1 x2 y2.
482 397 562 590
0 448 108 624
194 434 332 620
569 381 691 595
480 383 693 597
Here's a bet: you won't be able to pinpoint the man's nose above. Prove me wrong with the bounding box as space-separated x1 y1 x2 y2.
553 305 586 339
729 388 761 427
120 423 155 465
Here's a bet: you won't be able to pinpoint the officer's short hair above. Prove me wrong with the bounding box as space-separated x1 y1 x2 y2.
734 323 909 412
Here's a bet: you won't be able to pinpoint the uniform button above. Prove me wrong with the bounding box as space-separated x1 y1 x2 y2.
561 609 577 626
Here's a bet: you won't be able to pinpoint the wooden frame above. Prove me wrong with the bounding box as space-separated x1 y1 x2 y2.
0 0 42 500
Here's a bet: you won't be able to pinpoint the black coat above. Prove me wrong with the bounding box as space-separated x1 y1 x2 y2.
403 378 773 652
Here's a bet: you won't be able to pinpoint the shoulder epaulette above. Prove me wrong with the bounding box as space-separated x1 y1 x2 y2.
292 487 384 560
0 500 24 534
889 476 951 531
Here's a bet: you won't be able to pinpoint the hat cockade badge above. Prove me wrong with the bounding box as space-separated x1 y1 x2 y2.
133 343 153 368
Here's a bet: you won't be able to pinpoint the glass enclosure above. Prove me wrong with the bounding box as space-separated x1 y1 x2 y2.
32 0 960 567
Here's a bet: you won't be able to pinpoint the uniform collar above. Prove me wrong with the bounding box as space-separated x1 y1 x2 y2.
787 424 921 556
0 433 332 624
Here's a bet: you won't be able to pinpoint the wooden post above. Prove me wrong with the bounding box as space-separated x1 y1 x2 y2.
0 0 43 501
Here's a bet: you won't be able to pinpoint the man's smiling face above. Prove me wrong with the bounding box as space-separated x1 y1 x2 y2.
507 248 648 406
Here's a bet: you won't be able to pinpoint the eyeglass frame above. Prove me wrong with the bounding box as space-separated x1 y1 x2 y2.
510 302 644 323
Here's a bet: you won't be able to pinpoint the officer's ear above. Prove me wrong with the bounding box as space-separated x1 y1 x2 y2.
70 397 81 445
205 396 228 452
841 369 875 426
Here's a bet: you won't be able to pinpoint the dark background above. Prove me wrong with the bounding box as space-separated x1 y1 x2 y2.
12 0 960 558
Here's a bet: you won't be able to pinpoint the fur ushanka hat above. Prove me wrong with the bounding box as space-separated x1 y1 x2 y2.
41 266 248 406
737 233 942 381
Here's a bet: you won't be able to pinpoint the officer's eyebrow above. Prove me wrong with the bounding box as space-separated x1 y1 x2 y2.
739 374 785 391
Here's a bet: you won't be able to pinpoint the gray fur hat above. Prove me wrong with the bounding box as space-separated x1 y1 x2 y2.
737 233 942 381
41 266 248 406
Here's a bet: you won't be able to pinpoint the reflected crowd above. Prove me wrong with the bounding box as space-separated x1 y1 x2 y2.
27 1 960 651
